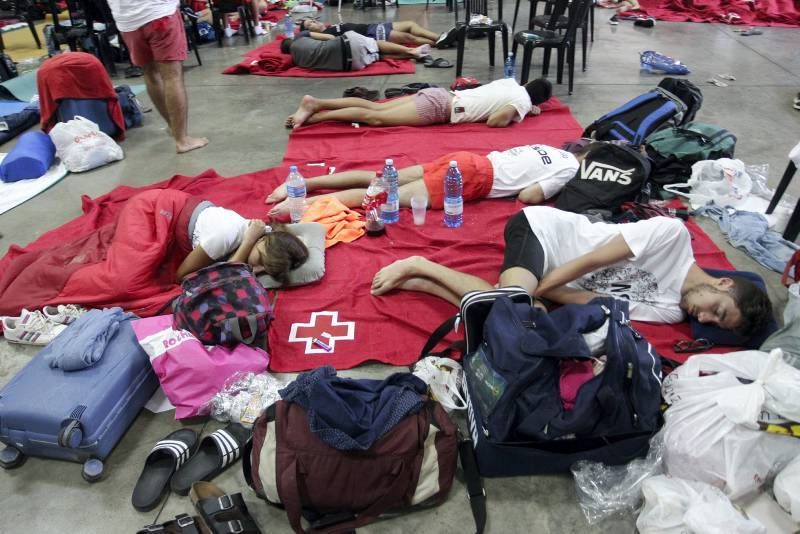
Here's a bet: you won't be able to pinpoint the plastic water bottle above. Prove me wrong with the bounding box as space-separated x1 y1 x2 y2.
362 172 388 212
381 159 400 224
283 14 294 39
375 23 386 42
443 161 463 228
286 165 307 223
504 53 515 79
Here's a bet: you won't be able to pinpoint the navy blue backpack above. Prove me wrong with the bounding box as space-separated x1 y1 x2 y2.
423 291 664 478
582 78 702 147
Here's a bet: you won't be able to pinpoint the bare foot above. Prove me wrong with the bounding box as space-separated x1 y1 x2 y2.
371 256 424 295
176 136 209 154
411 44 431 58
266 183 288 203
267 199 290 219
288 95 317 130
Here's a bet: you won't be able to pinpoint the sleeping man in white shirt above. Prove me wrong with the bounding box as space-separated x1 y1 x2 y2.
370 206 772 337
266 143 582 216
284 78 552 129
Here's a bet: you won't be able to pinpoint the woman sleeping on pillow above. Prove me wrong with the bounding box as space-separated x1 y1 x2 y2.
0 189 309 319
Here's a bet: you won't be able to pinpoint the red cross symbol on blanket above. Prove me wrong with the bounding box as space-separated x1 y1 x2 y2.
288 311 355 354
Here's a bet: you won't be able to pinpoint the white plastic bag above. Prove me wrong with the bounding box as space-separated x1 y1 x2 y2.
661 349 800 499
663 158 752 209
637 476 766 534
48 116 124 172
774 455 800 521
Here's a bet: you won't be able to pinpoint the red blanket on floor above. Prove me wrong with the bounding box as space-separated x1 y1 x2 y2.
633 0 800 27
222 40 416 77
0 102 735 367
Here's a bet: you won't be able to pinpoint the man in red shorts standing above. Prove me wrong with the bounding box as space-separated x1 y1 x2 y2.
108 0 208 153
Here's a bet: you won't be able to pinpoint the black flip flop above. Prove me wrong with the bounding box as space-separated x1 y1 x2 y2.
425 57 453 69
132 428 198 512
170 424 251 496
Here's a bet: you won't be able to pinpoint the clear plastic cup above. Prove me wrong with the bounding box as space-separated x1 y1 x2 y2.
410 196 427 225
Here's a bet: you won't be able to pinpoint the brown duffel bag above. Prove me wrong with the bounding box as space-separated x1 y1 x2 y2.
243 400 461 533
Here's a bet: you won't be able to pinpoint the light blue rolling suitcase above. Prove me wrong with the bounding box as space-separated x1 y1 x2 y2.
0 318 158 481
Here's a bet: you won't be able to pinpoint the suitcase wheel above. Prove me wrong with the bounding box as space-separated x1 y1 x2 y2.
0 445 25 469
81 458 104 483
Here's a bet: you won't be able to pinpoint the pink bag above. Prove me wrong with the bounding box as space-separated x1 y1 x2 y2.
132 315 269 419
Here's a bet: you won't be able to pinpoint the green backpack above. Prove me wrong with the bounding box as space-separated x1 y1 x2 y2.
645 122 737 186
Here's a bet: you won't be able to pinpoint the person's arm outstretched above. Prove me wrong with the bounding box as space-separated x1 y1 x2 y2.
486 105 520 128
534 234 633 297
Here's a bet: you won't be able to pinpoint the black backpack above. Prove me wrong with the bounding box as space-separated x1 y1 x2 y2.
582 78 702 147
554 143 652 214
645 122 737 187
423 292 663 477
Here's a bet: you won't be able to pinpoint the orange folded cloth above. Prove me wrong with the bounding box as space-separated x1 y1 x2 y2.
301 197 365 247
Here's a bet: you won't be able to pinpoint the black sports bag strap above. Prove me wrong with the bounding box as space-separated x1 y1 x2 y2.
419 315 459 360
458 435 486 534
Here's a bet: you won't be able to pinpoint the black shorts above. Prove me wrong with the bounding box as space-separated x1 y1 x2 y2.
500 211 545 280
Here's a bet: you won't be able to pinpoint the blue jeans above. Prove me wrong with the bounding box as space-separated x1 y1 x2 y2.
695 202 799 273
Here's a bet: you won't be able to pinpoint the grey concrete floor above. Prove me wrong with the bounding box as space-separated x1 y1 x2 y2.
0 3 799 532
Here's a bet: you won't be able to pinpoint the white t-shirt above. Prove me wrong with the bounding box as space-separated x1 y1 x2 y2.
486 145 578 199
107 0 179 32
450 79 532 124
191 207 247 261
523 206 695 323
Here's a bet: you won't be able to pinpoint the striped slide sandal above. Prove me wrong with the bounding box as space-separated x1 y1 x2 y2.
170 424 251 496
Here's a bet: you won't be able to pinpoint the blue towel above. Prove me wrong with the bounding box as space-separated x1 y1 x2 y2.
0 131 56 183
280 366 427 451
46 308 136 371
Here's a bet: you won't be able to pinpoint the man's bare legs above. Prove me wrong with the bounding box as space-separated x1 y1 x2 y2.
371 258 541 306
391 21 440 43
287 93 434 129
144 61 208 153
266 165 424 203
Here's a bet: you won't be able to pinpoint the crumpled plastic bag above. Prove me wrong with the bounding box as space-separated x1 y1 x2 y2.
664 158 752 209
636 475 766 534
774 454 800 521
661 349 800 499
572 433 664 524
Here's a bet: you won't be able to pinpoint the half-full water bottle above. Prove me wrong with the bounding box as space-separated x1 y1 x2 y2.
375 23 386 42
283 14 294 39
382 159 400 224
285 165 306 223
362 172 388 212
504 53 515 79
443 161 463 228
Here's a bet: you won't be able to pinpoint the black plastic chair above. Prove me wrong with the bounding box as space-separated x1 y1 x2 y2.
512 0 591 93
511 0 593 40
529 2 591 73
46 0 119 74
209 0 254 47
180 3 202 66
454 0 509 77
766 159 800 241
0 0 42 52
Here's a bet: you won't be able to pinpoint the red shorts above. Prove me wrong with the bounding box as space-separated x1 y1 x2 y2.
121 10 188 66
422 152 494 209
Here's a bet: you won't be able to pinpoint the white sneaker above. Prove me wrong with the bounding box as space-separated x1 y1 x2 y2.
43 304 87 325
412 356 467 412
224 25 236 38
254 24 267 36
2 309 67 345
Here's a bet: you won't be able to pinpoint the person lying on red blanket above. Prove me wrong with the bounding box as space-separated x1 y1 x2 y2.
369 206 772 337
284 77 552 129
299 18 448 47
280 30 429 72
266 143 589 217
0 190 309 318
